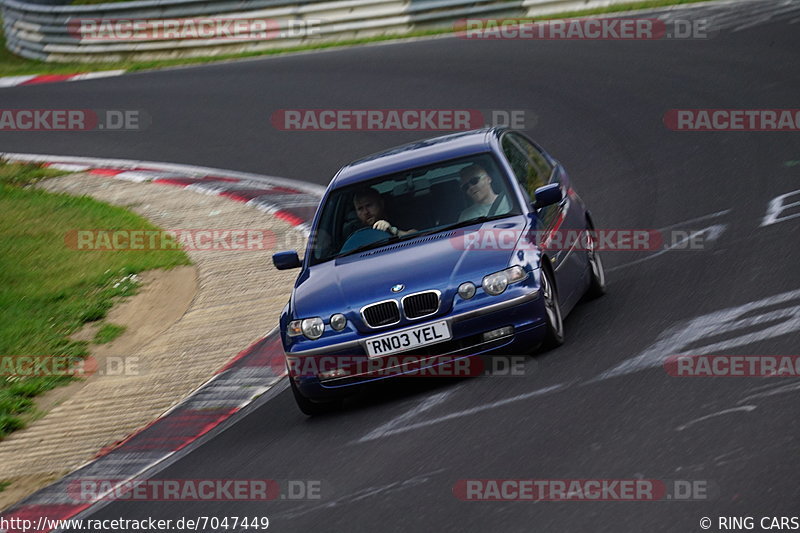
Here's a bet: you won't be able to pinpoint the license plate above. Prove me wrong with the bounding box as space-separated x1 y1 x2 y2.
365 321 451 358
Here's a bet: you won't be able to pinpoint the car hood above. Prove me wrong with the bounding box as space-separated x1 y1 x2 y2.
292 216 529 318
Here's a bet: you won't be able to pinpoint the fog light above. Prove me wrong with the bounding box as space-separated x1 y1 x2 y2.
482 326 514 342
319 367 350 379
458 282 476 300
330 313 347 331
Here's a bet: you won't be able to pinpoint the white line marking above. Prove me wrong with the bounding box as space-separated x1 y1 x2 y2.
713 446 745 463
607 223 727 272
354 383 568 443
676 405 756 431
592 287 800 382
607 209 730 272
738 381 800 404
356 390 454 443
273 468 446 520
761 189 800 227
730 2 800 30
656 208 731 231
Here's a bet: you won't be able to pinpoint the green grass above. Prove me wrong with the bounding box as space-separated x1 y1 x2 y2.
93 323 126 344
0 161 191 438
0 480 10 492
0 0 720 76
0 162 68 186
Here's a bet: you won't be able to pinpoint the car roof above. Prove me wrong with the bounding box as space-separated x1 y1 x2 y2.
330 128 504 188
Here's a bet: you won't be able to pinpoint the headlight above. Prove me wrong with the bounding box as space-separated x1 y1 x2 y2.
458 282 476 300
301 317 325 340
288 318 325 339
505 265 527 283
330 313 347 331
482 272 508 296
482 266 528 296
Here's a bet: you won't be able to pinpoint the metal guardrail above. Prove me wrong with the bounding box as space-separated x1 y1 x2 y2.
1 0 637 62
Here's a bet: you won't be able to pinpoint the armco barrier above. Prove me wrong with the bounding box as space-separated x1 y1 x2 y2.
2 0 649 62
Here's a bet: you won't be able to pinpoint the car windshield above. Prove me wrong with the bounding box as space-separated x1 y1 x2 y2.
308 153 520 265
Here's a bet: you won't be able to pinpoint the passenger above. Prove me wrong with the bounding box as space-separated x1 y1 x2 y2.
353 187 416 237
458 164 511 222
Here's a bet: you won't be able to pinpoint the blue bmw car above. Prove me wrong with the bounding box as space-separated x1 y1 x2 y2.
273 127 606 414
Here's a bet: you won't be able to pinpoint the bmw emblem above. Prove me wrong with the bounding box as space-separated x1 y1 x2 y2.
391 284 405 293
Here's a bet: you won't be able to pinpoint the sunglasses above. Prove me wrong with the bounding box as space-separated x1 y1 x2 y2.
461 175 486 192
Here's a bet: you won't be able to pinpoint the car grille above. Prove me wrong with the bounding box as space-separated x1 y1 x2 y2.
403 291 440 319
362 301 400 328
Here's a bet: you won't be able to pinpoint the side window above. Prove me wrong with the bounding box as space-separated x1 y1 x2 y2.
502 133 559 229
511 133 554 186
501 135 532 202
501 133 552 202
312 196 336 260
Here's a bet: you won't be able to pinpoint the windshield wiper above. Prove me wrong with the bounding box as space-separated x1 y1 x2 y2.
330 213 517 260
407 213 517 239
334 235 402 258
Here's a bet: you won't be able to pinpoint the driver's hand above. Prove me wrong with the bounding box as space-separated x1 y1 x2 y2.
373 220 395 234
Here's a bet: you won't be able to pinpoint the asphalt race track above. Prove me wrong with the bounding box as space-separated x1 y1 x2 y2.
2 0 799 531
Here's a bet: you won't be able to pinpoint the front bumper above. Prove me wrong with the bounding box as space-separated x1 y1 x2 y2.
287 288 547 401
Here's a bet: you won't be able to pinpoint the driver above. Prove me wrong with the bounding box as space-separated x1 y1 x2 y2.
353 187 416 237
458 164 511 222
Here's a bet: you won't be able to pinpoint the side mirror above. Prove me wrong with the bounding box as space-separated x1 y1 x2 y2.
272 251 301 270
533 184 562 209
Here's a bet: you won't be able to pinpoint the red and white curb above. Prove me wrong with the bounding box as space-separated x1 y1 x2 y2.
0 334 289 533
0 70 127 89
0 152 325 234
0 153 319 531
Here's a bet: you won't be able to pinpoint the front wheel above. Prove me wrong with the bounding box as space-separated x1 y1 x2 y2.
540 266 565 350
290 376 340 416
585 226 607 299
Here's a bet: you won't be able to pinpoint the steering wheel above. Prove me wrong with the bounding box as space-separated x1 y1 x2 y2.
340 227 392 254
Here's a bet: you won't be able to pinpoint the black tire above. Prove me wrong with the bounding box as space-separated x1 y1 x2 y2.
290 376 340 416
585 223 607 299
540 265 565 349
